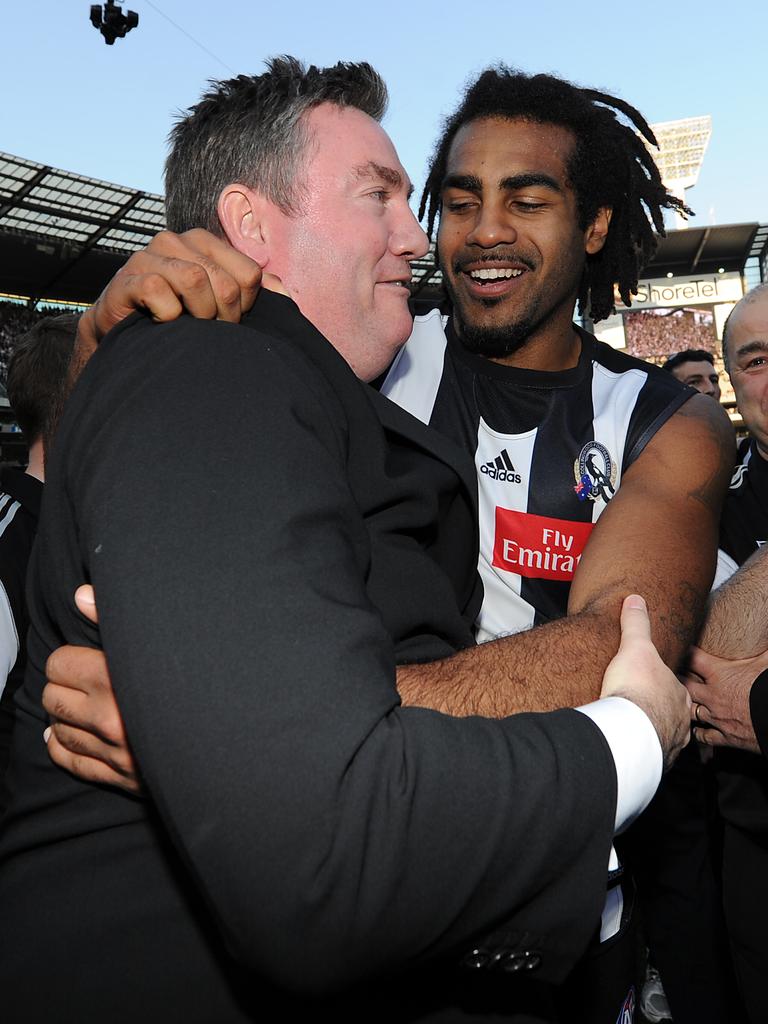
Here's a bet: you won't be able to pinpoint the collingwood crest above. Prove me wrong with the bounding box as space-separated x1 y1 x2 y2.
574 442 617 503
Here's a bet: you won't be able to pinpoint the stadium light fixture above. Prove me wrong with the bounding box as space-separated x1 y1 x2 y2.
89 1 139 45
647 115 712 230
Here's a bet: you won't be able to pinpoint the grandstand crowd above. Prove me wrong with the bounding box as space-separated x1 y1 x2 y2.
2 57 768 1024
624 308 717 361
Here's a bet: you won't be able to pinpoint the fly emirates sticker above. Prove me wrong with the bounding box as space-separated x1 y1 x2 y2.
492 509 595 581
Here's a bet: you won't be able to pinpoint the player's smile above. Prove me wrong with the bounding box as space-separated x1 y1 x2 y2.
456 257 533 301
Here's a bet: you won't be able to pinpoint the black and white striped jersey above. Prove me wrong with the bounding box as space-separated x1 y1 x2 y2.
0 469 41 789
382 309 692 642
0 470 40 695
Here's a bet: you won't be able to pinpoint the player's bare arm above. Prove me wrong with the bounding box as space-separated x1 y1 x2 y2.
681 545 768 754
397 393 734 716
696 543 768 660
569 393 735 663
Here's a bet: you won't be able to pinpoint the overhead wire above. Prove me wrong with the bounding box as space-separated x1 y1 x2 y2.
141 1 237 74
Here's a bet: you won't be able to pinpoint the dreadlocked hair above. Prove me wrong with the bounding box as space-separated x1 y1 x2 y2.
420 66 692 323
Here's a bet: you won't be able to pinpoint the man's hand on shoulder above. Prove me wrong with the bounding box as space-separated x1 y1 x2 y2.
78 228 262 352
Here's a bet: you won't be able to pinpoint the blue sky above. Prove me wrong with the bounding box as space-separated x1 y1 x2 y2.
3 0 767 229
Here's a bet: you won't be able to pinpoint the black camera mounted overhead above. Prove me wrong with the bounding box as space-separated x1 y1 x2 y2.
89 1 139 45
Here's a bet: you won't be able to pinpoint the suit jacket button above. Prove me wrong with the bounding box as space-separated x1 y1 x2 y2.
460 947 491 970
524 952 541 971
492 950 525 973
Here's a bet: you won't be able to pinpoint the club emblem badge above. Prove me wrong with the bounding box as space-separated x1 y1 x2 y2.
574 441 617 503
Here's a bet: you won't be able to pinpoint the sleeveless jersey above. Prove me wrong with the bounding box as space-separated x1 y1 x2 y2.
382 310 692 642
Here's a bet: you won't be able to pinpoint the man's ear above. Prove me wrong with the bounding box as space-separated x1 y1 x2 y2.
584 207 613 256
217 185 271 264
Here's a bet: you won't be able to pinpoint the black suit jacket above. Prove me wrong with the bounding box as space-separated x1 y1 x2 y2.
0 292 618 1022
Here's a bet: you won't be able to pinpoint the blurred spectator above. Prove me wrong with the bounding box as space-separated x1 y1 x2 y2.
662 349 721 401
0 302 79 387
0 313 79 793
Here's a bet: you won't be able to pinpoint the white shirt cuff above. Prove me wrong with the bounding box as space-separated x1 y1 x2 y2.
576 696 663 834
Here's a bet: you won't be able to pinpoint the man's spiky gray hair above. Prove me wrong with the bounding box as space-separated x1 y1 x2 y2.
165 56 388 235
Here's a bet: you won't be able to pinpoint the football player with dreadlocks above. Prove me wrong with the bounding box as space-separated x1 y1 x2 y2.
42 67 735 1023
382 70 737 1023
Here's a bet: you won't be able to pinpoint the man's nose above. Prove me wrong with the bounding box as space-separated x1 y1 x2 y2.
465 204 518 248
391 206 429 260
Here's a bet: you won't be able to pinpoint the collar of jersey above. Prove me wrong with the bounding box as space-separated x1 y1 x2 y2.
444 317 593 389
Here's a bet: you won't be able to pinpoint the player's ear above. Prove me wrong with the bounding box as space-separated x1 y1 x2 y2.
217 185 271 264
584 207 612 255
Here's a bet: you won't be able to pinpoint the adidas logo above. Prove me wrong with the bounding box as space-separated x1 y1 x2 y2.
480 448 522 483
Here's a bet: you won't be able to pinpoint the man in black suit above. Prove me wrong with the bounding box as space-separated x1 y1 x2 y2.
0 58 689 1023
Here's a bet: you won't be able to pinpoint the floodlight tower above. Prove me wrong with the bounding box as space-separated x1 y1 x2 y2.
648 115 712 229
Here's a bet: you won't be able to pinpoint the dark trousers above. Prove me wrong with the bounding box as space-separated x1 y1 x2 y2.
722 823 768 1023
624 744 745 1024
556 881 641 1024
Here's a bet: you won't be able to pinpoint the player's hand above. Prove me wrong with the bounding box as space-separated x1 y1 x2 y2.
43 585 141 794
600 595 691 770
77 228 264 351
683 645 768 755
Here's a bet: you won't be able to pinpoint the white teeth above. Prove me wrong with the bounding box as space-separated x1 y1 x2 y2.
468 267 523 281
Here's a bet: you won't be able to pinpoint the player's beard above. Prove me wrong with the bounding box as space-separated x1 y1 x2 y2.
452 298 536 358
444 280 536 359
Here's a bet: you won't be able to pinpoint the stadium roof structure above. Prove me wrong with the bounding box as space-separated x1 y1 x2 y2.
642 222 759 278
0 149 765 312
0 151 165 305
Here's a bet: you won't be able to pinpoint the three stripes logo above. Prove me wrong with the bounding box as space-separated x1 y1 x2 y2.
480 448 522 484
